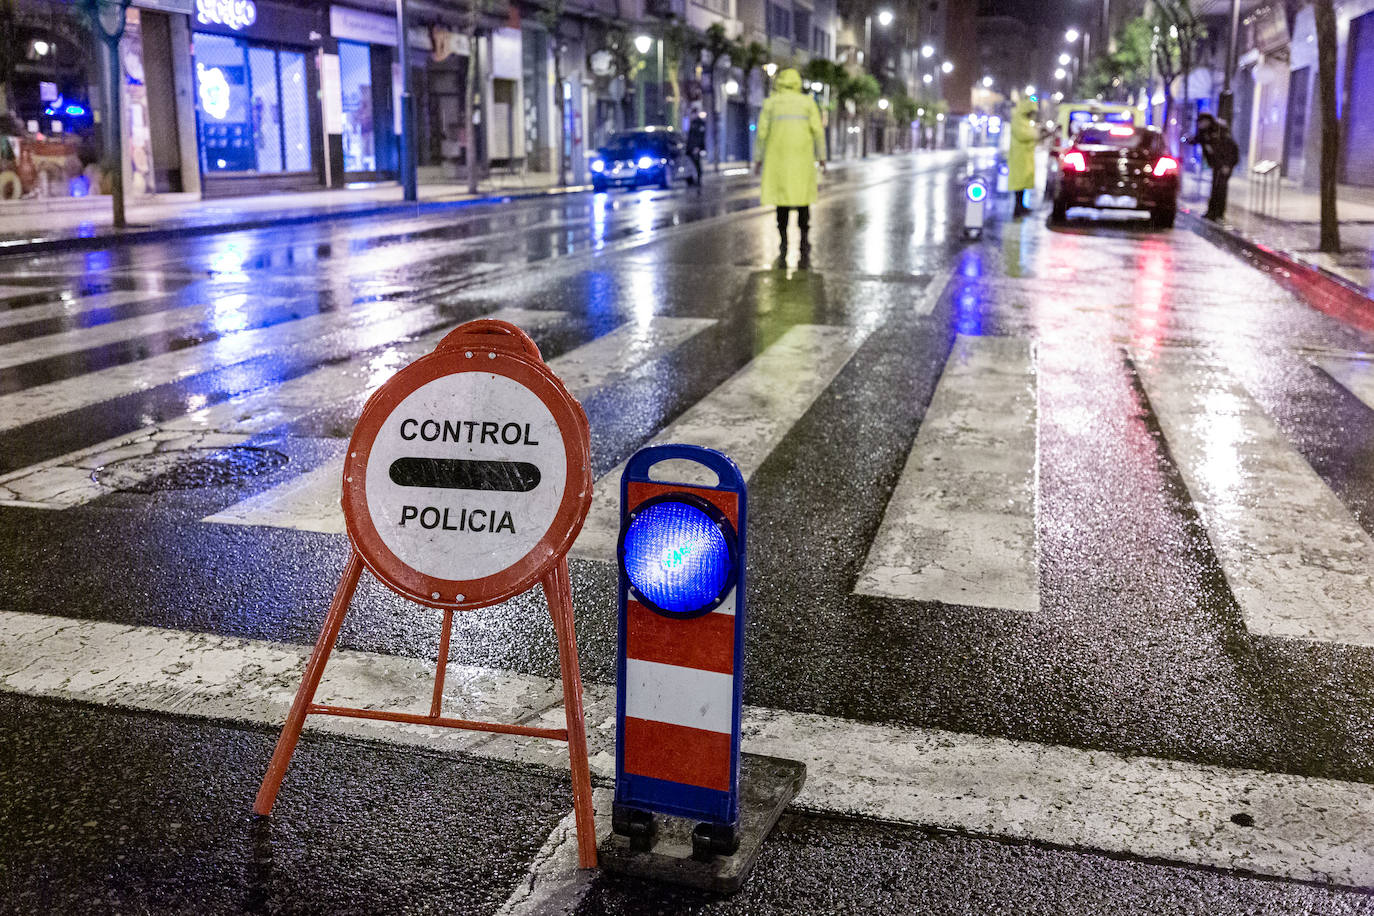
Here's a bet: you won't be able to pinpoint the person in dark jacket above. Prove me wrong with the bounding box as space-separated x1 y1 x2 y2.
686 111 707 191
1190 113 1240 222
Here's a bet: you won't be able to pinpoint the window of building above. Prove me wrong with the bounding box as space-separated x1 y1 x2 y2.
194 32 312 174
793 8 811 46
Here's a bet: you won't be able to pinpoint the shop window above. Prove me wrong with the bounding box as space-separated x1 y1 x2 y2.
339 41 376 172
194 33 312 174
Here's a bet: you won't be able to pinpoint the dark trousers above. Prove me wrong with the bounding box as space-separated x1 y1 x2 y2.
776 206 810 245
1206 166 1232 220
688 151 703 186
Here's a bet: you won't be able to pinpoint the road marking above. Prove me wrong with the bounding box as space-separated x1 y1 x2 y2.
0 309 566 508
854 335 1039 611
2 609 1372 888
1309 351 1374 412
0 295 464 433
571 324 871 560
203 316 716 532
1135 349 1374 647
0 295 300 371
0 289 158 330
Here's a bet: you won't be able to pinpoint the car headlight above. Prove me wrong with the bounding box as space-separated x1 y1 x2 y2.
638 156 654 170
591 159 605 173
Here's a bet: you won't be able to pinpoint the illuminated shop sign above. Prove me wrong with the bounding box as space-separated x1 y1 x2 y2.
197 0 256 30
197 62 232 119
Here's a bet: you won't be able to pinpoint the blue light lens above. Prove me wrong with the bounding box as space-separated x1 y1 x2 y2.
622 499 733 615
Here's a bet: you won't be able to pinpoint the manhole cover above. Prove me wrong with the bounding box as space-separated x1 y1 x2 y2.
96 447 289 493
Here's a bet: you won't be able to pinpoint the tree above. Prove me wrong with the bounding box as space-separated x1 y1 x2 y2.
801 58 845 153
661 20 697 129
1152 0 1205 144
1313 0 1340 252
728 40 768 158
0 0 18 128
77 0 132 227
702 23 732 168
455 0 506 192
840 72 880 156
891 92 920 148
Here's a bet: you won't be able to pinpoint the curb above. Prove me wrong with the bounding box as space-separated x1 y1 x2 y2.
1184 206 1374 334
0 184 592 257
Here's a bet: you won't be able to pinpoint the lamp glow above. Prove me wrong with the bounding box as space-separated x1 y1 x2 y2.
877 9 894 26
621 498 734 616
634 34 652 54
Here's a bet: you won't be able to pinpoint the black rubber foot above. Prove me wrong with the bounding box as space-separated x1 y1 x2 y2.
691 821 740 858
612 805 656 852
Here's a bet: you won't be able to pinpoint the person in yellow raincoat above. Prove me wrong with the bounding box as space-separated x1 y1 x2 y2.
753 68 827 263
1008 97 1040 218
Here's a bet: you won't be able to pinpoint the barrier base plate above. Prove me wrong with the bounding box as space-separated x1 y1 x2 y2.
599 753 806 894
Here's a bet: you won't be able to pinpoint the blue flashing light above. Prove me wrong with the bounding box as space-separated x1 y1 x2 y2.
966 180 987 203
591 159 605 172
622 497 734 617
65 104 86 116
637 155 654 170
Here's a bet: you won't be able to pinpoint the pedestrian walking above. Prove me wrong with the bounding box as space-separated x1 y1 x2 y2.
1008 97 1039 218
754 68 827 266
1188 113 1240 222
687 111 707 192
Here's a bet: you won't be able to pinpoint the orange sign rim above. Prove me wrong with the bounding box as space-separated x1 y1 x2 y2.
341 344 593 611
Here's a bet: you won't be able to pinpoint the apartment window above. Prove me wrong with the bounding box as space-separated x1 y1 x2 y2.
768 3 791 38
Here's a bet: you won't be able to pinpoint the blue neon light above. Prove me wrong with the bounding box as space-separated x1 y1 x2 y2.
622 499 732 614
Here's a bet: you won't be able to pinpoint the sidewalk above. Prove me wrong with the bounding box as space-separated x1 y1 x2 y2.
1180 168 1374 298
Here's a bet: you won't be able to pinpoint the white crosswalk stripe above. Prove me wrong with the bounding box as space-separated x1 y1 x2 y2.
0 295 453 433
855 334 1039 611
0 308 566 508
1135 348 1374 648
570 324 871 560
0 289 159 329
203 315 717 532
2 608 1371 888
0 295 300 370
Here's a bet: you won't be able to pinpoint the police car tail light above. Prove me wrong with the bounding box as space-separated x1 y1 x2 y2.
1062 150 1087 172
1152 156 1179 177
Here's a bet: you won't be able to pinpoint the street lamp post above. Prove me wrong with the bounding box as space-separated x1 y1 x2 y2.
634 33 652 127
1218 0 1241 123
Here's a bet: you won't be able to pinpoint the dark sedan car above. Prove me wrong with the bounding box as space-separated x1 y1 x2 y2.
1051 124 1180 228
590 128 695 192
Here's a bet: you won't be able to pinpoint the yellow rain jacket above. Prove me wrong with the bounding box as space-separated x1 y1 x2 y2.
1008 98 1039 193
755 69 827 207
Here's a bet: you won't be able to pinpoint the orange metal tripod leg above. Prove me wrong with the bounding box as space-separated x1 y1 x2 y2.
543 557 598 868
253 550 364 816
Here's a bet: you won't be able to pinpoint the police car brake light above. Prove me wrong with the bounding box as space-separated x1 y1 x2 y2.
1152 156 1179 177
1062 150 1087 172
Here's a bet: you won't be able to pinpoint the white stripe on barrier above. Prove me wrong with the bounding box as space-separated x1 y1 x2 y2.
623 658 734 734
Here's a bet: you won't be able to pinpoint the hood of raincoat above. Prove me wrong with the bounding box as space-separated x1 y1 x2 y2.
1014 98 1036 118
774 68 803 93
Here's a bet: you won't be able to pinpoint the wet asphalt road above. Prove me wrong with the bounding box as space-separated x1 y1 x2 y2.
3 151 1374 913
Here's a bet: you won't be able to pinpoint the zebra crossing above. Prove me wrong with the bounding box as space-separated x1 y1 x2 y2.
6 257 1374 653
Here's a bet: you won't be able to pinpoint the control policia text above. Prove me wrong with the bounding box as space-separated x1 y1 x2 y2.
399 418 540 446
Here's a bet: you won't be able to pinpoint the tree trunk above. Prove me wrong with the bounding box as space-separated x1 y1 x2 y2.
1314 0 1340 253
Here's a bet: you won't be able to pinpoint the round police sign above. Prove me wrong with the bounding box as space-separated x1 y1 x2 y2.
342 323 593 610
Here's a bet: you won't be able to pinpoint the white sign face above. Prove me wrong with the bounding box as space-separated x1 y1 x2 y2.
363 372 567 582
330 5 397 46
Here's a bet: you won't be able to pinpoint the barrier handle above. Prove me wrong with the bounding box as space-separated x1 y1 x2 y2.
623 444 745 492
436 319 543 362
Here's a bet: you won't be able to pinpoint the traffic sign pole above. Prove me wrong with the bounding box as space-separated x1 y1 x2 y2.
253 320 598 868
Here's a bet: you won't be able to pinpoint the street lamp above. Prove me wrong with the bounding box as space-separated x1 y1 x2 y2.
941 60 953 74
878 97 890 110
1059 52 1071 65
634 34 652 54
1055 68 1067 80
724 78 740 96
922 73 933 85
982 75 994 88
764 62 778 77
1065 28 1079 43
877 8 894 27
921 44 934 58
1025 84 1037 96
